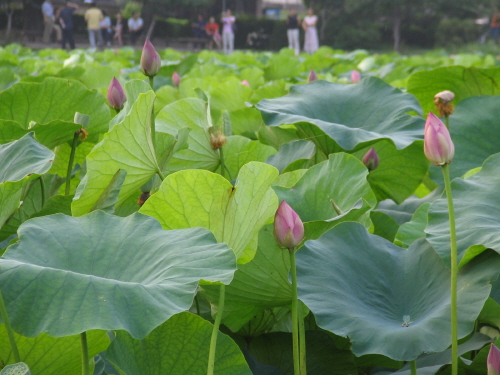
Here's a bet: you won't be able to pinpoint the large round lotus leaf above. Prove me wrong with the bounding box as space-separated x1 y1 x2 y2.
426 153 500 267
256 78 424 151
106 312 252 375
0 211 236 338
297 222 500 361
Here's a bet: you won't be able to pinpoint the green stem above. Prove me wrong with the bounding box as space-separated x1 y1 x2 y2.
410 360 417 375
195 294 201 316
149 76 156 150
207 284 225 375
39 176 45 208
219 147 226 179
65 132 79 196
157 169 166 181
442 164 458 375
445 115 450 129
0 288 20 362
298 301 307 375
290 250 301 375
81 331 90 375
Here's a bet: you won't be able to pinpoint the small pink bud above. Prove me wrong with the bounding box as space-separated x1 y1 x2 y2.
140 39 161 77
488 344 500 375
113 48 118 56
274 201 304 251
424 112 455 166
362 147 379 171
351 70 361 83
172 72 181 87
241 80 250 86
107 77 127 110
307 70 318 83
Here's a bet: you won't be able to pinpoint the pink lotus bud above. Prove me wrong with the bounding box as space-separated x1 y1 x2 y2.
307 70 318 83
107 77 127 110
274 201 304 251
113 48 118 56
362 147 379 171
140 39 161 77
424 112 455 166
351 70 361 83
488 344 500 375
241 80 250 86
172 72 181 87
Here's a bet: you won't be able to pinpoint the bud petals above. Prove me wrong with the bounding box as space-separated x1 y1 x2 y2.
488 344 500 375
107 77 127 110
274 201 304 251
362 147 379 171
241 80 250 86
424 112 455 166
140 39 161 77
351 70 361 83
308 70 318 83
172 71 181 87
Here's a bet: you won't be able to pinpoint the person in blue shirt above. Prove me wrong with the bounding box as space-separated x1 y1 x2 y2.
59 1 79 50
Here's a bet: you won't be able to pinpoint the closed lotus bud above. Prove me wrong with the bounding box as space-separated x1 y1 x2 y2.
351 70 361 83
434 90 455 117
107 77 127 110
209 126 226 150
140 39 161 77
308 70 318 83
424 112 455 166
488 344 500 375
172 71 181 87
241 80 250 86
274 201 304 251
362 147 379 171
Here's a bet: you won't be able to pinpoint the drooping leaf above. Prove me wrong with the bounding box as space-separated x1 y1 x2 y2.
266 140 316 173
0 211 236 338
394 203 431 248
297 222 500 361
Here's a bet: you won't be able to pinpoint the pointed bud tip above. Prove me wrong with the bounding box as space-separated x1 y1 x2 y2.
140 38 161 77
351 70 361 83
424 112 455 166
362 147 379 171
274 201 304 251
107 77 127 110
307 70 318 83
172 72 181 87
488 344 500 375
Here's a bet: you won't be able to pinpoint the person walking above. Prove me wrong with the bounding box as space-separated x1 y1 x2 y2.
101 11 113 46
113 12 124 47
287 8 301 56
205 16 221 50
85 2 104 48
128 12 144 45
42 0 61 44
303 8 319 54
59 1 79 50
221 9 236 54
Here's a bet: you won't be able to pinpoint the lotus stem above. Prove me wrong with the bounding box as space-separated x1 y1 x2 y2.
148 76 156 149
39 176 45 208
81 331 90 375
410 360 417 375
442 164 458 375
195 294 201 316
445 115 449 130
207 284 226 375
290 250 301 375
219 147 226 179
298 301 307 374
0 288 20 363
65 132 80 196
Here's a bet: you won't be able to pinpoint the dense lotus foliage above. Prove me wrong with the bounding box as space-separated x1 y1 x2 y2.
1 42 500 375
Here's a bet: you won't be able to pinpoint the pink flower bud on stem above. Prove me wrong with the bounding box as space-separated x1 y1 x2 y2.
424 112 455 166
107 77 127 112
362 147 379 171
488 344 500 375
351 70 361 83
172 71 181 87
140 39 161 78
307 70 318 83
274 201 304 252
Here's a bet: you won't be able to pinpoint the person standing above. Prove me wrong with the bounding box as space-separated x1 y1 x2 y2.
59 1 79 50
303 8 319 54
42 0 62 44
287 8 301 56
85 2 104 48
128 12 144 45
101 11 112 46
221 9 236 54
113 12 124 47
491 13 500 43
205 16 221 50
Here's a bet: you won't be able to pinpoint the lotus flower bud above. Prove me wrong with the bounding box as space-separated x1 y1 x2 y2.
274 201 304 251
434 90 455 117
424 112 455 166
241 80 250 86
488 344 500 375
362 147 379 171
140 39 161 77
351 70 361 83
308 70 318 83
172 72 181 87
107 77 127 111
209 126 226 150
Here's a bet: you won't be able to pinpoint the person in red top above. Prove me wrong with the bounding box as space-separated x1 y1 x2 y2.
491 13 500 43
205 17 221 50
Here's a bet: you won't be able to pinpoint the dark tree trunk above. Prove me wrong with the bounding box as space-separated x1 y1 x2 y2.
5 9 14 39
23 0 43 32
392 8 401 51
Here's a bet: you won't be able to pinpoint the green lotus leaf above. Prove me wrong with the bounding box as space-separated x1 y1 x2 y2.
228 107 264 138
0 211 236 338
0 120 28 144
109 79 152 129
407 66 500 115
71 92 160 216
266 140 316 173
370 210 399 242
0 77 110 138
264 54 301 80
0 134 54 229
297 222 500 360
394 202 430 248
426 153 500 267
140 162 279 263
0 363 30 375
106 312 252 375
209 78 252 112
257 78 424 151
0 325 109 375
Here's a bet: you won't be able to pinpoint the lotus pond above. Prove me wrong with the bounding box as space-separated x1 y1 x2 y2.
1 43 500 375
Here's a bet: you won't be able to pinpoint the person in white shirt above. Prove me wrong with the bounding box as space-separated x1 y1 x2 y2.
128 12 143 45
221 9 236 54
303 8 319 54
42 0 61 43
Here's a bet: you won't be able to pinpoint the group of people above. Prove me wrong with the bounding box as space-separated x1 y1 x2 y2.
42 0 143 50
287 8 319 55
191 10 236 54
